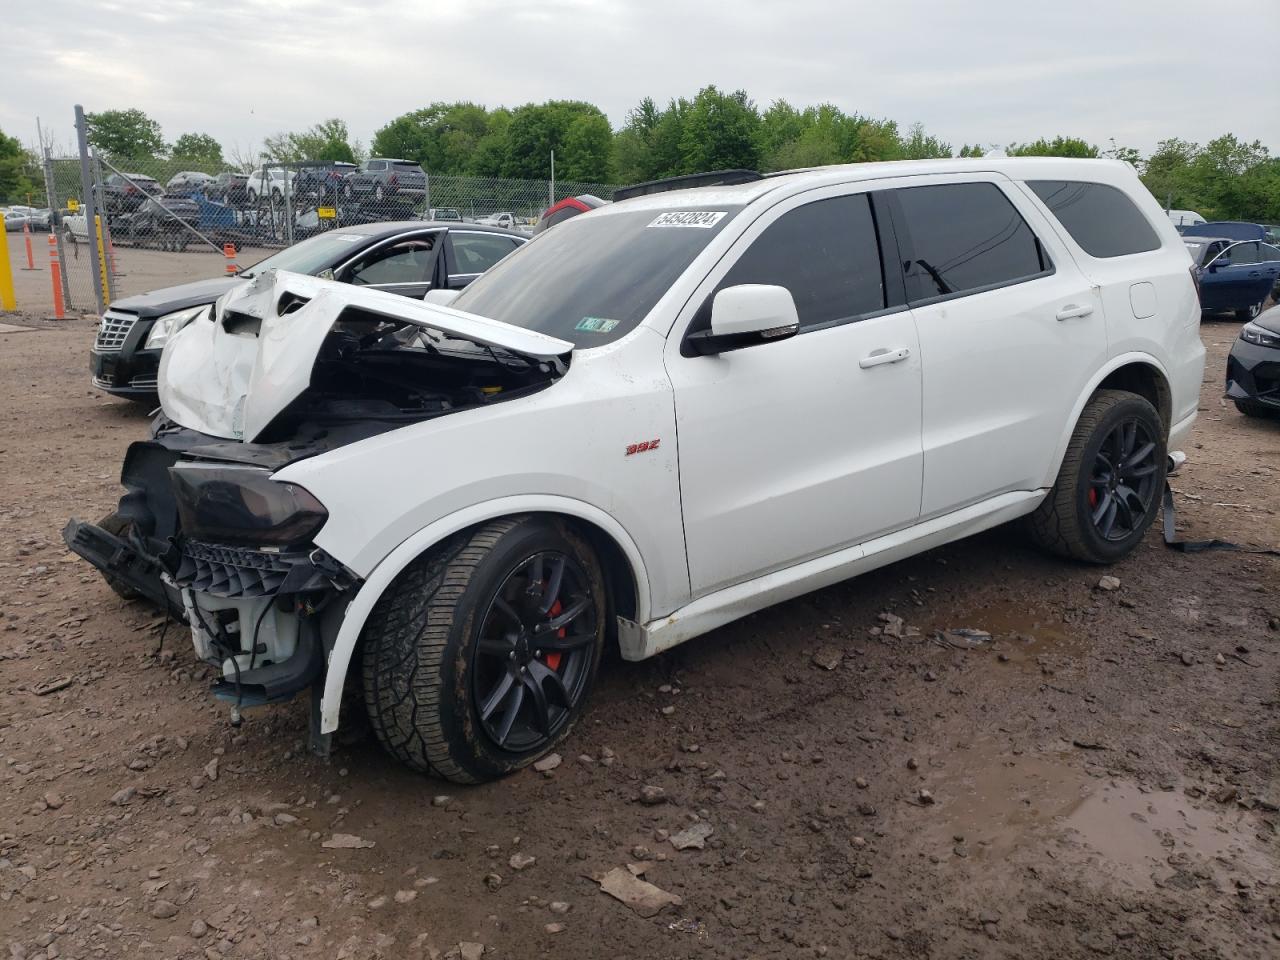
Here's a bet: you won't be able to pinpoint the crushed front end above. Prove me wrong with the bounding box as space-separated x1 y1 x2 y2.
64 270 572 747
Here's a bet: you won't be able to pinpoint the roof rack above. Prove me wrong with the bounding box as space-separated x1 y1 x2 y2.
612 169 763 202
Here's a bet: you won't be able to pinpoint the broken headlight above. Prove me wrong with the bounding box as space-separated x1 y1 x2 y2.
169 463 327 548
144 304 211 350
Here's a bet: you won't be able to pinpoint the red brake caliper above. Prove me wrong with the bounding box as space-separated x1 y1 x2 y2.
544 598 564 670
1089 488 1099 508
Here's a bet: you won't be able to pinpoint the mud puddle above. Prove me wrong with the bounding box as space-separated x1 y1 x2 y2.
916 737 1275 894
926 598 1090 666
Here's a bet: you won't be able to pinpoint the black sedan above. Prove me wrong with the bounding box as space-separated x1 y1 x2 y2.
1226 304 1280 417
90 220 527 400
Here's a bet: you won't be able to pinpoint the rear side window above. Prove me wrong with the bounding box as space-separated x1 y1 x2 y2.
716 194 885 330
449 232 520 274
1262 244 1280 262
894 182 1050 302
1226 242 1258 266
1028 180 1161 258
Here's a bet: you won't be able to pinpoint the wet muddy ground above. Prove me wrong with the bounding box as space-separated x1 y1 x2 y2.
0 315 1277 959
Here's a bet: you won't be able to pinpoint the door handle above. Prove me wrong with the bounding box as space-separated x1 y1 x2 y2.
1055 304 1094 321
859 347 911 369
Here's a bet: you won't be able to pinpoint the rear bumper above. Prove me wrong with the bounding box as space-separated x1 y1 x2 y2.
1225 337 1280 407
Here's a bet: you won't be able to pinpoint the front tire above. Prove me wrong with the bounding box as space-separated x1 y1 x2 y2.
361 516 606 783
97 511 142 601
1027 389 1167 564
1236 302 1263 322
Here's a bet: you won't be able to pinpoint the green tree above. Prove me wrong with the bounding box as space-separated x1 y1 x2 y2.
171 132 224 167
0 127 42 204
501 101 607 180
560 113 613 182
679 86 761 174
86 108 166 161
900 122 951 160
372 102 493 174
264 119 357 164
1007 136 1099 158
958 143 986 157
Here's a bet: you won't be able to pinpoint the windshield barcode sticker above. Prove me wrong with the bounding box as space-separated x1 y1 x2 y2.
647 211 726 228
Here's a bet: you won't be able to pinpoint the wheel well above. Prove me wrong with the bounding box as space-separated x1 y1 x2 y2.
1097 363 1171 430
558 514 639 629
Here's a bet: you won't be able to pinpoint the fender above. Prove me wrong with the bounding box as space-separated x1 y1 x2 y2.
1042 350 1172 488
318 495 653 734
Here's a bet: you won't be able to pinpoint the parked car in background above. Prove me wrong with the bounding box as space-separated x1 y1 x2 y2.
1 206 34 230
122 195 201 251
1225 304 1280 417
1166 209 1205 230
475 211 518 229
209 171 250 205
246 167 295 203
342 158 427 202
1185 236 1280 320
165 171 216 196
27 208 53 231
65 157 1205 782
100 172 163 213
86 220 525 400
293 161 357 204
428 207 462 222
1182 221 1268 241
533 194 607 234
1265 225 1280 245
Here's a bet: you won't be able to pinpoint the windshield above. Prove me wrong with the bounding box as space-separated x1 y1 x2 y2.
451 207 740 347
241 231 370 277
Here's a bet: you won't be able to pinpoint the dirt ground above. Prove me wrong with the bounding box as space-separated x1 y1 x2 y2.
0 312 1277 960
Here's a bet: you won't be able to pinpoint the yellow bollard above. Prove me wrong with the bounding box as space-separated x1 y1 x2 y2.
0 213 16 310
94 215 110 304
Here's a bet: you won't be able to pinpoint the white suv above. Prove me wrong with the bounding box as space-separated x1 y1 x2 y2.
66 158 1205 783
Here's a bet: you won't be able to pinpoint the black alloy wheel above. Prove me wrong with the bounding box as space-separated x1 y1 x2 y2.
471 551 597 753
1087 417 1160 542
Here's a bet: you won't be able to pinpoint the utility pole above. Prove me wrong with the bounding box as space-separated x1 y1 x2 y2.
73 105 106 316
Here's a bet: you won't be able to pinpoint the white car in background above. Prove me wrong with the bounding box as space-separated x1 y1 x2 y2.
246 167 295 203
66 157 1204 784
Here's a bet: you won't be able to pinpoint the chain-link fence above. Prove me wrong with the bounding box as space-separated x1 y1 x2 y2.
10 108 615 317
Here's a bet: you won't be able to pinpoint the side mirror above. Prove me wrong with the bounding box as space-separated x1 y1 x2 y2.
316 268 336 281
685 284 800 356
1209 258 1230 272
424 288 461 307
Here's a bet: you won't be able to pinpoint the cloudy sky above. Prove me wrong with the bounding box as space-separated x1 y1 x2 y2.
3 0 1278 159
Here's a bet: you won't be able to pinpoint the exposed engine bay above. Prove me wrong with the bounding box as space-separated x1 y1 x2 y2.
64 271 573 743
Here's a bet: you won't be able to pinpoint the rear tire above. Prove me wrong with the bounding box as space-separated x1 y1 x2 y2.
1236 302 1262 322
361 516 606 782
1027 389 1167 564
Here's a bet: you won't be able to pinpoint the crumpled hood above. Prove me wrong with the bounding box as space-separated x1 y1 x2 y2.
158 270 573 442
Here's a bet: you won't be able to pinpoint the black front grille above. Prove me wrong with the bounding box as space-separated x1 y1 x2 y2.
175 540 309 598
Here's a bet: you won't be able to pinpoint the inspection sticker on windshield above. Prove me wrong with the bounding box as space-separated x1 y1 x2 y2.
576 316 619 333
647 211 726 228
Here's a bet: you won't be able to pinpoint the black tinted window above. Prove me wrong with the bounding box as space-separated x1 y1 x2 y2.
895 182 1048 301
1227 242 1258 265
449 232 519 274
1028 180 1160 258
1261 244 1280 262
717 194 885 329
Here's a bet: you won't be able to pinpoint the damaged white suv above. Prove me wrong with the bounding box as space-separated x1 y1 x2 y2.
66 158 1205 783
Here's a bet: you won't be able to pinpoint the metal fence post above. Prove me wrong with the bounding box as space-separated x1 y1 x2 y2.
73 104 106 317
42 150 73 310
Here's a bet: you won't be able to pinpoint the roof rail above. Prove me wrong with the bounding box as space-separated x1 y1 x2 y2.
612 169 763 202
